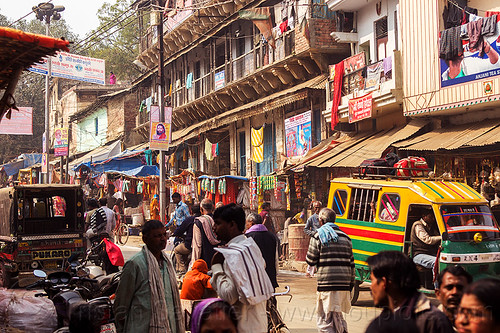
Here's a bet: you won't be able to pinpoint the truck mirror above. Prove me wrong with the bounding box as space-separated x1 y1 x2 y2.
33 269 47 278
441 231 448 241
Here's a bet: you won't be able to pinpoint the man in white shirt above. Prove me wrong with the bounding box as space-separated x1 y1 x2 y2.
211 203 273 333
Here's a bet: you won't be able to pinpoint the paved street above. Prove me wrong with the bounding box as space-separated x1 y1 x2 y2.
119 236 380 332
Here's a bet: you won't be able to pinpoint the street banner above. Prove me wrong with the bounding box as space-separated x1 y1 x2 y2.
53 128 69 157
150 122 170 151
29 51 106 85
43 132 47 153
348 93 373 123
440 17 500 87
285 110 312 158
41 153 48 173
0 107 32 135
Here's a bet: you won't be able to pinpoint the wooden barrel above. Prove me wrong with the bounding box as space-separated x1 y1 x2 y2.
288 224 310 261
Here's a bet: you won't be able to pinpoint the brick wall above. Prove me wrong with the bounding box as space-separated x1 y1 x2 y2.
295 18 337 53
107 98 125 142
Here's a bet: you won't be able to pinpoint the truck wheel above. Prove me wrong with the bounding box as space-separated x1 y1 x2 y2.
0 262 11 288
350 281 360 305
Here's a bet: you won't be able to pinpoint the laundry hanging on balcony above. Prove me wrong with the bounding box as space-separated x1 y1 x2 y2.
251 126 264 163
205 138 215 161
239 8 275 48
330 60 344 130
186 72 193 89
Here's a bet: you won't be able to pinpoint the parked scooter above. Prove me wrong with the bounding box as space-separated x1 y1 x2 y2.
26 269 116 332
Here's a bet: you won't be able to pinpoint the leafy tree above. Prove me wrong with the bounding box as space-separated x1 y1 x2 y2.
0 17 78 163
81 0 141 82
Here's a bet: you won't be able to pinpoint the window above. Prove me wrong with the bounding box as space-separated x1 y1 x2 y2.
313 109 322 146
332 190 348 216
441 205 500 241
239 131 246 177
378 193 401 222
348 188 379 222
256 124 276 176
94 117 99 136
375 17 388 61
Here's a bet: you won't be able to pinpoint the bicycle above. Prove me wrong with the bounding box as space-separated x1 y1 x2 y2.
114 216 129 245
267 285 292 333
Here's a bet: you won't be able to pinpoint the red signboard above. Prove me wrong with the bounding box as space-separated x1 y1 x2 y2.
348 93 372 123
0 107 33 135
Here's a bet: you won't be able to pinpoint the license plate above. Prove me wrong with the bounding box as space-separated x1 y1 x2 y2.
100 323 117 333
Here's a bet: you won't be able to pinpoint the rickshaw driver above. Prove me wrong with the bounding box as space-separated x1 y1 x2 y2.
411 209 442 269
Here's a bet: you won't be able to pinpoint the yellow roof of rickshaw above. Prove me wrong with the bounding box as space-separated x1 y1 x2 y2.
330 178 487 204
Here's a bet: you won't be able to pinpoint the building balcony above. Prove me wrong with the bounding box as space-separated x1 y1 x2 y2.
324 50 403 124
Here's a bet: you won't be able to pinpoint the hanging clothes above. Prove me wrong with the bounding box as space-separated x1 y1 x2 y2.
442 0 467 29
330 60 344 129
251 126 264 163
205 138 214 161
137 181 144 194
439 26 463 60
467 19 485 57
144 149 153 166
211 143 219 158
482 15 497 36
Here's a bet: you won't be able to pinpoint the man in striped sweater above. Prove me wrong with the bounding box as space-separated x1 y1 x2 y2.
306 208 354 333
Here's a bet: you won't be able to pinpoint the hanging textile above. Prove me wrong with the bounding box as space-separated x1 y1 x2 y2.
212 143 219 158
144 149 153 165
330 60 344 130
251 126 264 163
205 138 214 161
186 73 193 89
137 181 144 194
210 179 216 193
250 177 258 210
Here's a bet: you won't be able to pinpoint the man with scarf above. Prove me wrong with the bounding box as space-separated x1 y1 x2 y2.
114 220 184 333
306 208 354 333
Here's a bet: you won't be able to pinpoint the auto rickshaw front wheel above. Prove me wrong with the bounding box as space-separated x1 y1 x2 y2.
0 261 11 288
351 281 361 305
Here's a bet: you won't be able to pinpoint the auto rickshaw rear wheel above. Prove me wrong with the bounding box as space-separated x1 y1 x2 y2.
0 261 11 288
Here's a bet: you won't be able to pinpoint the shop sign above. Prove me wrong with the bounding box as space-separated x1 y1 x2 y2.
284 110 312 158
440 26 500 87
150 122 171 151
54 128 69 157
215 70 225 90
348 93 373 123
344 52 366 75
29 52 106 85
0 107 32 135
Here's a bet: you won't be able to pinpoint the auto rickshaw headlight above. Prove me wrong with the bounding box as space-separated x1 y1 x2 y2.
473 232 483 243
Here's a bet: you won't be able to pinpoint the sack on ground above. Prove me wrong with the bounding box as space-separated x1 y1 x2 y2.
0 289 57 333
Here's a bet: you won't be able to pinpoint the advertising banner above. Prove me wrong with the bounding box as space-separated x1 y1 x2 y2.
54 128 69 157
440 17 500 87
0 107 33 135
150 122 171 151
29 51 106 85
348 93 373 123
285 111 312 158
344 52 366 75
41 153 48 174
215 70 225 90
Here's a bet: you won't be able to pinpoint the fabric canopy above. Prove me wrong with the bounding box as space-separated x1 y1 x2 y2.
70 140 122 171
198 175 248 181
106 165 159 177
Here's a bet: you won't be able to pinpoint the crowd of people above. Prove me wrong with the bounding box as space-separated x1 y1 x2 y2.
82 192 500 333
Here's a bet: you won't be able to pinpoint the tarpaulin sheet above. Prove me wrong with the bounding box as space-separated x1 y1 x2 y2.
105 165 159 177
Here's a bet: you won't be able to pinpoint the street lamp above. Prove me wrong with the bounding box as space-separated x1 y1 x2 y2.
32 2 64 184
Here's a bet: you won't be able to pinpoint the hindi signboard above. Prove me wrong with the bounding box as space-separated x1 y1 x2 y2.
0 107 32 135
348 93 373 123
285 111 312 158
53 128 69 157
29 52 106 85
215 70 225 90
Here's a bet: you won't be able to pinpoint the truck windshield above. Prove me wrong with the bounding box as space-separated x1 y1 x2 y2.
440 205 500 241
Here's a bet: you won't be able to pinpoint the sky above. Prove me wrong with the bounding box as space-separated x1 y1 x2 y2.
0 0 107 38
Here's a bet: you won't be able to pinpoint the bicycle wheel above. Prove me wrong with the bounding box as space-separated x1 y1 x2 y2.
116 224 129 245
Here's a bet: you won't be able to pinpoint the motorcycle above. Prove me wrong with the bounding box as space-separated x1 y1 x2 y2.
26 269 116 332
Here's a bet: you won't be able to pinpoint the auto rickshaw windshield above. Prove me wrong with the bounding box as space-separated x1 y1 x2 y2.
440 205 500 241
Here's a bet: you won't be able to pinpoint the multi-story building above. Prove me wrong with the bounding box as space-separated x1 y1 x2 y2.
132 0 351 179
396 0 500 192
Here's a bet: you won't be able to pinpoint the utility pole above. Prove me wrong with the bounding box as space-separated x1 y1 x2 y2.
156 0 167 223
33 3 65 184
